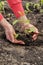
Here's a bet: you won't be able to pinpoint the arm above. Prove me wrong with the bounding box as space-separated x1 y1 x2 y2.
0 13 11 29
7 0 28 23
0 13 3 21
7 0 25 18
7 0 39 40
0 13 24 44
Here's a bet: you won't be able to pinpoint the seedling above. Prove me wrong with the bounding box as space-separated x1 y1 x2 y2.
25 27 35 34
34 4 40 9
13 20 19 25
13 33 19 38
0 1 4 12
40 0 43 6
25 2 33 14
12 11 35 39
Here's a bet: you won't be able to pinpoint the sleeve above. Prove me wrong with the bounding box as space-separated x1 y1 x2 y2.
7 0 25 18
0 13 3 21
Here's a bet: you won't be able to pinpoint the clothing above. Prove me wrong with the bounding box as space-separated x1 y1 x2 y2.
0 13 3 21
7 0 25 18
0 0 25 21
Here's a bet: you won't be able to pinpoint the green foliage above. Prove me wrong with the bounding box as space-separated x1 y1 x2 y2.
25 10 29 14
25 27 35 34
0 1 4 12
26 2 30 11
13 34 19 38
34 3 40 9
25 1 43 14
25 2 33 14
13 20 19 25
13 19 30 26
40 0 43 6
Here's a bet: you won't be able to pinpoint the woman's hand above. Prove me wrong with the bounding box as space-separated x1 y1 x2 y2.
5 24 25 44
25 24 39 40
20 23 39 40
0 18 25 44
18 15 39 41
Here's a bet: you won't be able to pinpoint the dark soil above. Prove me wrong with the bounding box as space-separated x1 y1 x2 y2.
0 0 43 65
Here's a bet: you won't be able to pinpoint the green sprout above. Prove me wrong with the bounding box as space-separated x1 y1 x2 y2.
25 27 35 34
25 2 32 14
26 2 30 11
34 3 40 9
0 1 4 12
13 34 19 38
13 19 30 25
13 20 19 25
40 0 43 6
25 10 29 14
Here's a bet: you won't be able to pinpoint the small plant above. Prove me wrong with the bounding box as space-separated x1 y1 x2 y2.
0 1 4 12
13 20 19 25
40 0 43 6
13 33 19 38
25 27 35 34
13 12 35 39
25 2 33 14
34 4 40 9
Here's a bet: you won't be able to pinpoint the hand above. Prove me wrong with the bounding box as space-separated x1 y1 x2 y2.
18 15 39 40
22 23 39 40
5 24 25 44
0 18 25 44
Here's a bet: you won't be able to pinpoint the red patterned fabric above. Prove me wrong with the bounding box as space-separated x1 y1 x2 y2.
0 13 3 21
7 0 25 18
0 0 25 21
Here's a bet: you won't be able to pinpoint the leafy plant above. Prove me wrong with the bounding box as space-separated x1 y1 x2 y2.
0 1 4 12
25 2 32 14
40 0 43 6
12 11 35 38
25 27 35 34
34 4 40 9
13 19 30 25
13 20 19 25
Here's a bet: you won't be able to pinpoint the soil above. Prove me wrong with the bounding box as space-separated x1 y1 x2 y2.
0 0 43 65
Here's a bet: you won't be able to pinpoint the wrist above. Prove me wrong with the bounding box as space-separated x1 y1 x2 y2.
18 15 28 22
18 15 30 24
0 18 10 29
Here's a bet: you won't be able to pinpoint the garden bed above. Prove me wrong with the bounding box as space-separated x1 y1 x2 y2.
0 0 43 65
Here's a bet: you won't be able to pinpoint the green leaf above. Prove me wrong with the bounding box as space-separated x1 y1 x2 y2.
25 10 29 14
13 20 18 25
25 27 35 34
40 0 43 6
0 1 4 12
13 34 19 38
26 3 30 11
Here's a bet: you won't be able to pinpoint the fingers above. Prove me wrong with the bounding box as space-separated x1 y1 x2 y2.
32 34 38 40
32 28 39 40
14 39 25 44
6 31 25 44
6 32 14 43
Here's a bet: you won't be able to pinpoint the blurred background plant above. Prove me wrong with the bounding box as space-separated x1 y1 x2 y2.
25 0 43 14
0 0 5 13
